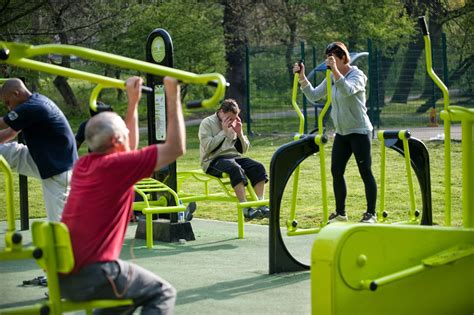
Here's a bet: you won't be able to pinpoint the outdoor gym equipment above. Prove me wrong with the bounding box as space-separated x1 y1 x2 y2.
377 129 432 225
309 16 473 314
0 157 135 314
0 156 31 260
176 170 268 239
0 42 226 109
132 178 189 249
285 67 330 237
269 68 331 273
269 51 434 274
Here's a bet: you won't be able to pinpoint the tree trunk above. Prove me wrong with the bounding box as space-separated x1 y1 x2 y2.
53 75 78 108
222 1 248 120
416 54 473 112
50 1 78 109
284 20 297 85
379 53 396 105
390 35 424 104
115 69 123 101
390 0 427 104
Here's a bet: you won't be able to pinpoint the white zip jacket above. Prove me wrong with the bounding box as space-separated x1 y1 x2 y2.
301 65 373 135
199 113 250 171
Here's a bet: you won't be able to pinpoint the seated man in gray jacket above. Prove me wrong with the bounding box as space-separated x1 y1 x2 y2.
198 99 269 220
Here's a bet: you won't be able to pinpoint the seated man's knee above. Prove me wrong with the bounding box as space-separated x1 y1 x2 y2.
228 165 247 187
254 161 266 175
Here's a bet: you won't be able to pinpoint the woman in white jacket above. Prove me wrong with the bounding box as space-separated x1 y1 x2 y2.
293 41 377 224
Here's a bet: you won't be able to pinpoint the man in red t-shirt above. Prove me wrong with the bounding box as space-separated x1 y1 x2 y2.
60 76 184 314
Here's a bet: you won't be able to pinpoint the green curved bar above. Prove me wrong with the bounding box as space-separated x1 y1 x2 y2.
317 70 332 137
0 42 226 108
287 74 304 232
317 69 332 225
0 156 15 234
292 74 305 136
89 84 107 112
422 35 452 225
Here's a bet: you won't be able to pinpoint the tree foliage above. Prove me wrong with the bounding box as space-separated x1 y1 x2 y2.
0 0 471 116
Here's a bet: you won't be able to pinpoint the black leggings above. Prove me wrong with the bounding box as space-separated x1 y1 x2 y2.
331 133 377 215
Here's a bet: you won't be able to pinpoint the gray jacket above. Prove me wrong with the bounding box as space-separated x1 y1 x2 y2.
199 113 250 171
301 66 372 135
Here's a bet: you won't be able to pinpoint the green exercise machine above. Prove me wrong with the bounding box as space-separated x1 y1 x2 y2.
269 68 331 273
0 42 226 109
0 37 228 312
310 16 473 314
286 67 331 237
270 49 433 272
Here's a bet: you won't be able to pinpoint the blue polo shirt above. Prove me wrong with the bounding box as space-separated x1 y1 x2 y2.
3 93 78 179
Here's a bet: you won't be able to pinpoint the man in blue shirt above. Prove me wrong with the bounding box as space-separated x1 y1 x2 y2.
0 78 78 221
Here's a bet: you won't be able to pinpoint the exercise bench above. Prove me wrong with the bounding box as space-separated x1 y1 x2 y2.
176 169 268 239
133 178 186 249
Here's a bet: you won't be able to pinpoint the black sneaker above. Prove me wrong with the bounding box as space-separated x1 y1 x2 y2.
256 205 270 218
360 212 377 223
243 207 261 220
185 202 197 221
23 276 47 286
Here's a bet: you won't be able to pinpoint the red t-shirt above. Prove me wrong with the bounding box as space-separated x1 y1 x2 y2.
61 145 157 273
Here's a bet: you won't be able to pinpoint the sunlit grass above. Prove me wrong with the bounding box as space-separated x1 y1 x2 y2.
0 123 464 228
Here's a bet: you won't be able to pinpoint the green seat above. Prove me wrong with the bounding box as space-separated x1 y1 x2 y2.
133 178 186 249
0 221 133 315
177 169 269 239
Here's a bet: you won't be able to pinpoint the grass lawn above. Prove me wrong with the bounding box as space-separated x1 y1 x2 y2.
0 123 464 228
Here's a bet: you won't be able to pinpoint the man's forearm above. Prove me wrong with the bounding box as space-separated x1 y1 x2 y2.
167 84 185 155
0 128 18 144
125 106 138 150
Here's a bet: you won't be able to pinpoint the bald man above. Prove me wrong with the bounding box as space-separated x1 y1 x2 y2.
60 77 181 314
0 78 78 221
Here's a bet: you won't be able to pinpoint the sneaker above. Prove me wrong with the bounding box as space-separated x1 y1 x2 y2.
185 202 197 221
256 205 270 218
360 212 377 223
327 212 348 224
23 276 47 286
243 207 261 220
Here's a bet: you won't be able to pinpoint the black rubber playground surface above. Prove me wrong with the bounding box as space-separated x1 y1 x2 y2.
0 219 313 314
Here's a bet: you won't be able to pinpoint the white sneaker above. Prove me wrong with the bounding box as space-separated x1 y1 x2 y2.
327 212 348 224
360 212 377 223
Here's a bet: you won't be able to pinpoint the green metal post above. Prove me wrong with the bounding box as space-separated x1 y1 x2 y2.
399 130 417 221
441 33 449 87
375 48 381 128
315 69 332 225
288 74 305 231
0 156 15 234
462 120 473 227
419 18 452 226
377 131 386 222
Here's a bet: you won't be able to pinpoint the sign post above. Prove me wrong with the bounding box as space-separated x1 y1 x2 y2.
135 29 194 243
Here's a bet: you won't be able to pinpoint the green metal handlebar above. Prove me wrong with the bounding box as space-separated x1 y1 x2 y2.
292 74 305 137
418 16 452 226
0 42 226 109
318 70 332 137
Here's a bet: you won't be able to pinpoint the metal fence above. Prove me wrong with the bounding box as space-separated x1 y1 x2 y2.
246 34 472 139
